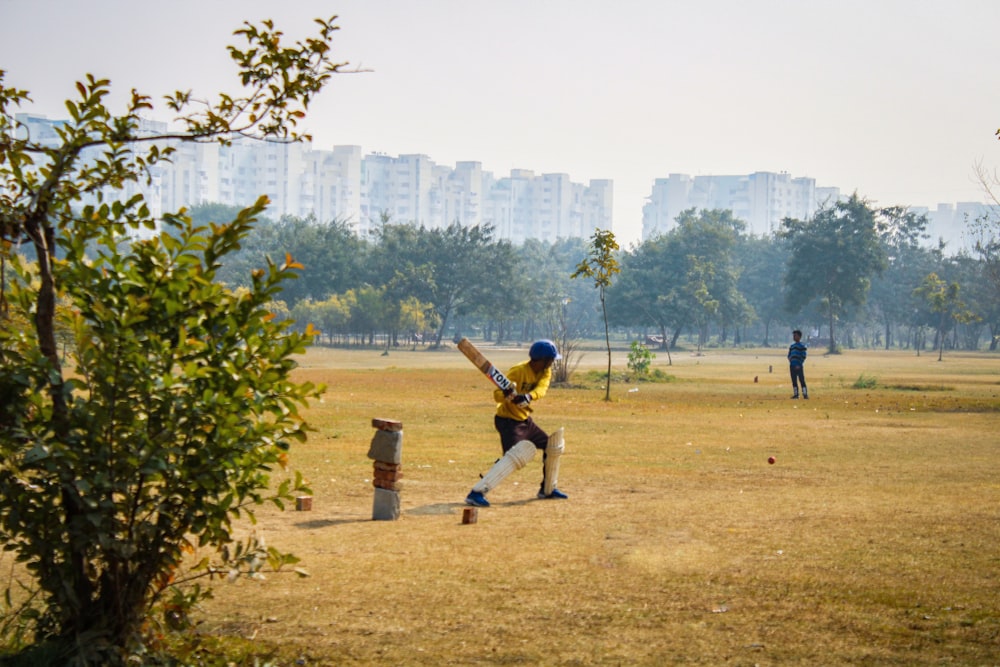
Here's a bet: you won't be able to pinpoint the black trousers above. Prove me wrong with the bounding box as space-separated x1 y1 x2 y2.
790 364 806 390
494 415 548 452
494 415 548 486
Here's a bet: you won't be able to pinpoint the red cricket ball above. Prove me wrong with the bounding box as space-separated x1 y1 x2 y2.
768 456 776 465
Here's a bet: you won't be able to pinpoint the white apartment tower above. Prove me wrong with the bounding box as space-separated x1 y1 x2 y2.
484 169 535 241
580 178 614 235
160 139 219 214
303 145 362 226
481 170 610 243
643 171 840 238
359 153 437 234
435 161 485 229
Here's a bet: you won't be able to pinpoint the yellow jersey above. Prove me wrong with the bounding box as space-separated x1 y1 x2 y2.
492 360 552 421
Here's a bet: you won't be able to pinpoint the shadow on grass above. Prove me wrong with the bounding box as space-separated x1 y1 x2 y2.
407 502 464 516
293 517 370 528
494 498 536 507
407 498 538 516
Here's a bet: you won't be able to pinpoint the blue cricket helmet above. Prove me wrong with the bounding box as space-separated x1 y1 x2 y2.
529 339 561 361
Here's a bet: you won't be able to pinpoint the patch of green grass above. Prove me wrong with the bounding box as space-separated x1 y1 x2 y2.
852 372 878 389
640 368 676 383
579 368 676 386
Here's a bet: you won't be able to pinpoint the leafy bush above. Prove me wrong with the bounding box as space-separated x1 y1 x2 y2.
0 16 341 665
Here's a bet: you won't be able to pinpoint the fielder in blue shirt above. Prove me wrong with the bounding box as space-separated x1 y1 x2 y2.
788 329 809 399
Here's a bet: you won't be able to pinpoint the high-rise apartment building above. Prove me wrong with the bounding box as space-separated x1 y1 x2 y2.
436 160 485 232
15 113 172 228
360 153 436 233
302 144 363 226
642 171 841 238
483 170 613 243
913 202 999 252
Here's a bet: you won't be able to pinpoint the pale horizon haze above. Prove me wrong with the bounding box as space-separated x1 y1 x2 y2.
2 0 999 245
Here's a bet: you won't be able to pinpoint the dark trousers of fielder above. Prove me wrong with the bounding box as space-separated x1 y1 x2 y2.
790 365 806 393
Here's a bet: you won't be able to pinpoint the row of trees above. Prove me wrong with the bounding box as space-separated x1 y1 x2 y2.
191 196 1000 356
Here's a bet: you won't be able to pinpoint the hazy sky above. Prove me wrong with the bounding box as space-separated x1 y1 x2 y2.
3 0 999 244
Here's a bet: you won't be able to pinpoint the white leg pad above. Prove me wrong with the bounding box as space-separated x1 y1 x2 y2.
472 440 536 494
542 427 564 496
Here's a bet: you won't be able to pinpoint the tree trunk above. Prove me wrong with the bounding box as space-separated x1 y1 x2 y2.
434 305 453 347
601 290 611 402
937 311 946 361
659 324 673 365
26 219 68 424
827 308 836 354
670 327 682 350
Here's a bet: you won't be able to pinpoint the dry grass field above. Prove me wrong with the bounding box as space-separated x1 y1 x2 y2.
194 343 1000 666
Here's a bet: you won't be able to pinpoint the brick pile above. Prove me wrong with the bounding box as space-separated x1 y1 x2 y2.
367 418 403 521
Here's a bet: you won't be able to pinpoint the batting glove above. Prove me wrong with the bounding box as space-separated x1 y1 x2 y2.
513 393 532 406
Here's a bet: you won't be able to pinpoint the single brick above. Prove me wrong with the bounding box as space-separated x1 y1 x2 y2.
371 418 403 431
372 478 400 491
373 468 403 483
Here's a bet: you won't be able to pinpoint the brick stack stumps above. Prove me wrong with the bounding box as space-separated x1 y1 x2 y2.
367 418 403 520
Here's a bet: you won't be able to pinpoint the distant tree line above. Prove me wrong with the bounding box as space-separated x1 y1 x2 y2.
185 195 1000 354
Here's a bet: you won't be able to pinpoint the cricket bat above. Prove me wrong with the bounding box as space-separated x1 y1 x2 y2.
456 337 515 394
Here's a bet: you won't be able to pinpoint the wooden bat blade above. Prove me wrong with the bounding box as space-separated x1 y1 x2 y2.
457 337 515 392
457 337 490 373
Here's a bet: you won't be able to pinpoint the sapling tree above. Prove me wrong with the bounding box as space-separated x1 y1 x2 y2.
626 340 655 379
572 229 620 401
912 272 977 360
0 16 344 664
